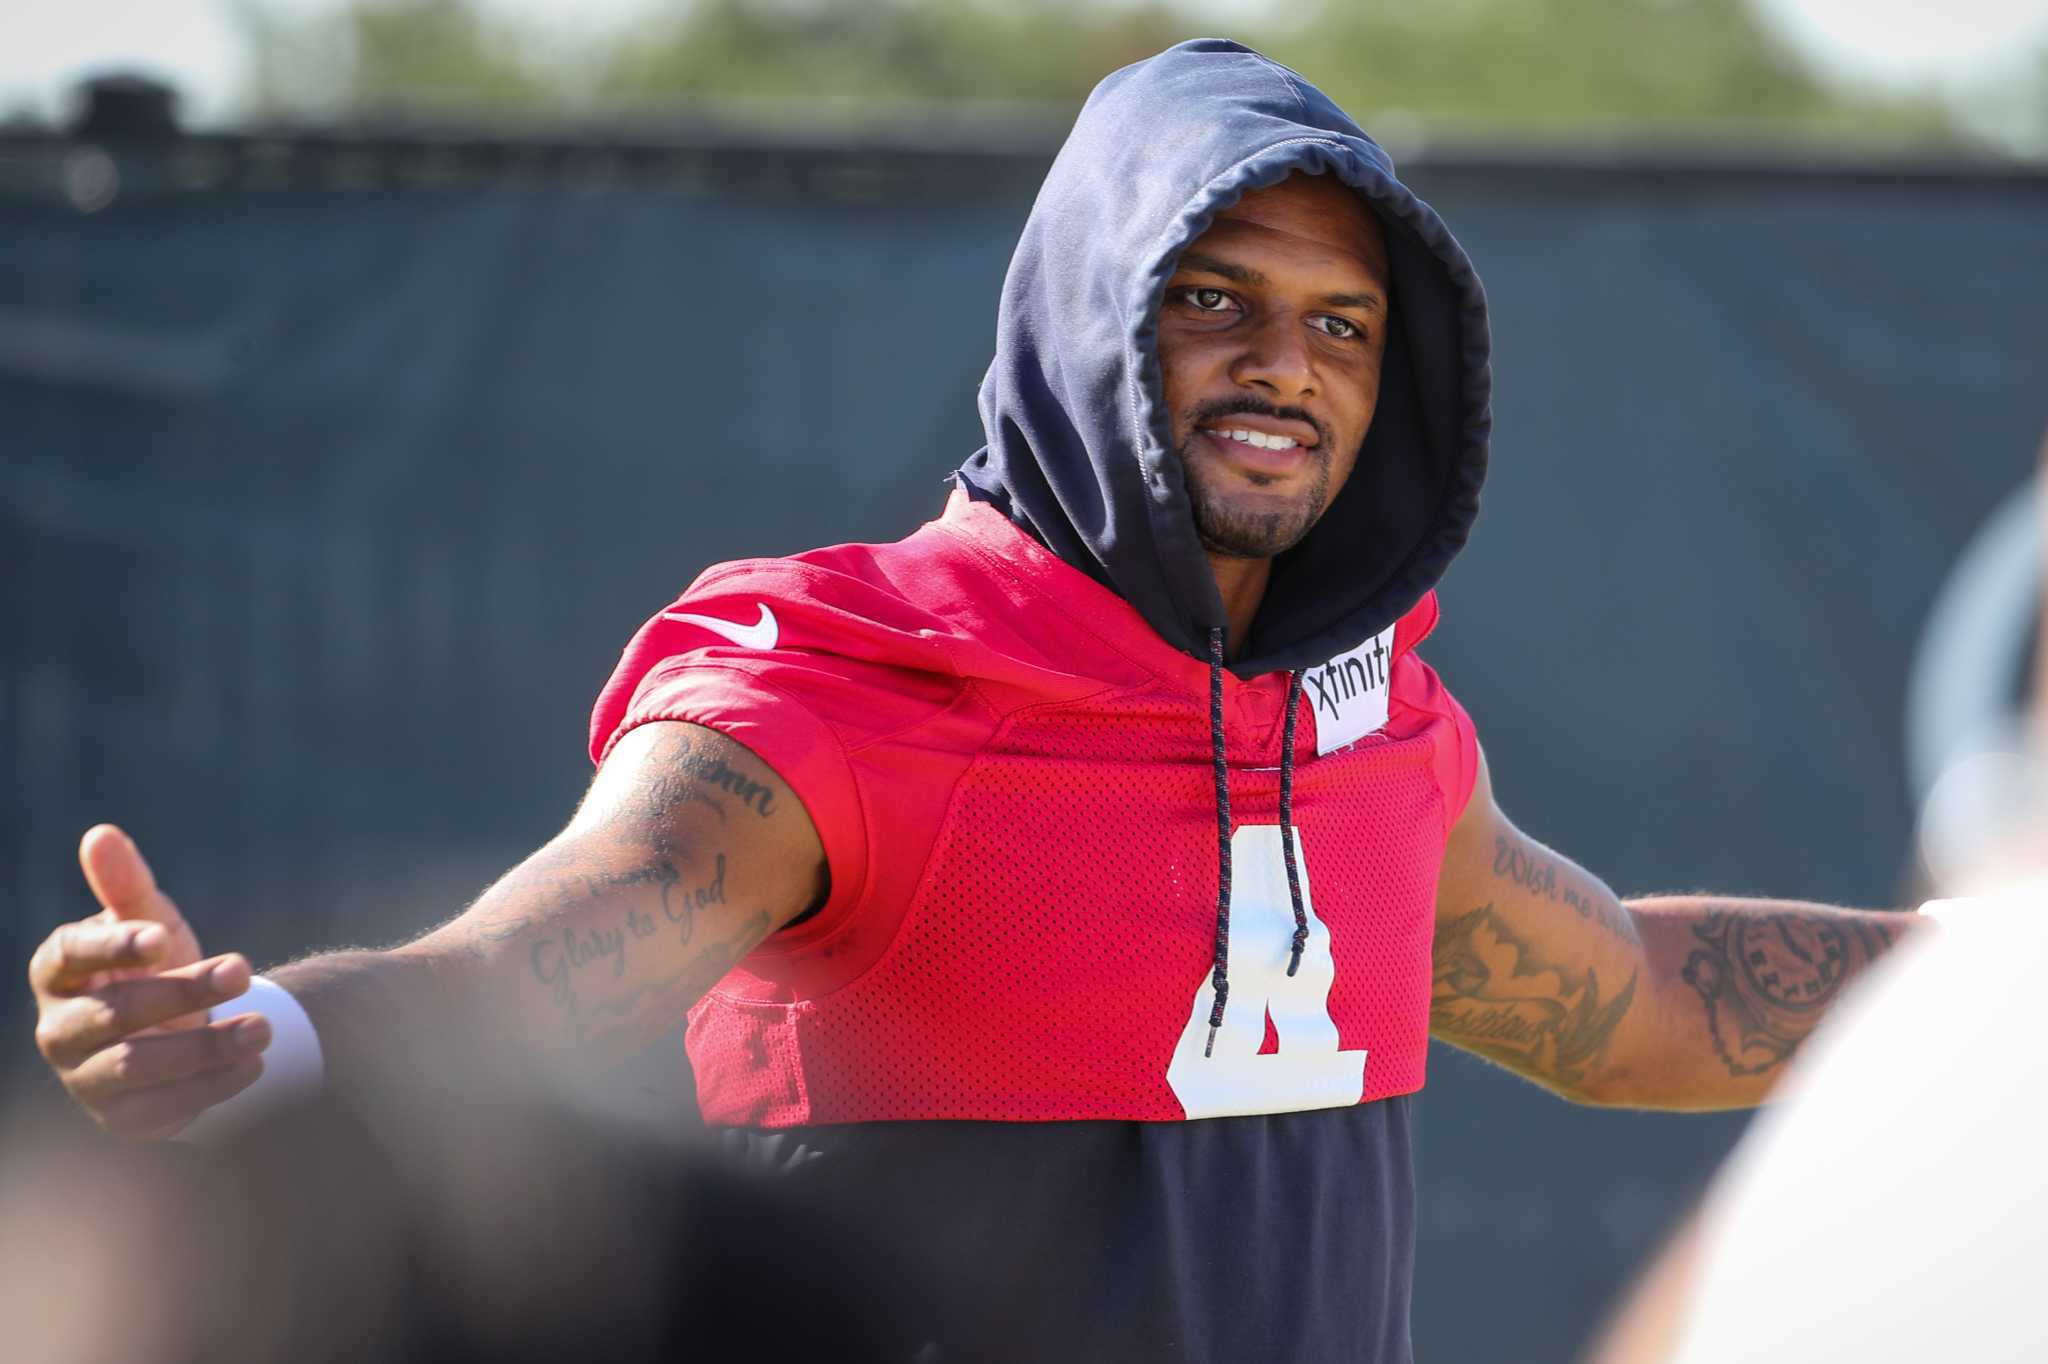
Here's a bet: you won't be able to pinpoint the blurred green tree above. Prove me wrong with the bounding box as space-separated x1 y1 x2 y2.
237 0 564 116
1264 0 1952 142
234 0 1971 149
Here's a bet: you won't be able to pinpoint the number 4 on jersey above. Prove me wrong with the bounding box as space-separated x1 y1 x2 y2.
1167 825 1369 1120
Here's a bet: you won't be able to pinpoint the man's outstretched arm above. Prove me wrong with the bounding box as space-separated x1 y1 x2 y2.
1427 743 1921 1109
31 720 826 1137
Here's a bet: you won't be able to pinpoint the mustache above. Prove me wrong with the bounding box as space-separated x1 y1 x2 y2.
1182 396 1332 452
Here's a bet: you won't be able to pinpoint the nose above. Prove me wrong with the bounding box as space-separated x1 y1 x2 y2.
1227 313 1316 401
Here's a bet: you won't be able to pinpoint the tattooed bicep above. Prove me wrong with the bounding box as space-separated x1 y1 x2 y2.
581 723 802 836
573 722 827 910
434 722 828 1053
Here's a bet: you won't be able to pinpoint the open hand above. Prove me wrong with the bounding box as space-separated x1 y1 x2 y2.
29 826 271 1138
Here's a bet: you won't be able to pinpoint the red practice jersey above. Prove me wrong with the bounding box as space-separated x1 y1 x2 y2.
591 492 1478 1128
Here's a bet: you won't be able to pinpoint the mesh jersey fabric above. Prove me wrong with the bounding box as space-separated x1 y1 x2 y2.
590 492 1478 1128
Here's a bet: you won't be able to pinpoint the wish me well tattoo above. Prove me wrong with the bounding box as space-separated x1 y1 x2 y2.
1493 836 1636 943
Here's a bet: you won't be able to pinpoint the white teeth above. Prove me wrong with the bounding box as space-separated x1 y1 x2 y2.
1219 427 1298 451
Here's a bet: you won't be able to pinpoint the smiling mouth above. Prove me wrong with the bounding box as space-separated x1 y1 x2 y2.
1191 405 1324 456
1205 425 1300 451
1197 427 1316 475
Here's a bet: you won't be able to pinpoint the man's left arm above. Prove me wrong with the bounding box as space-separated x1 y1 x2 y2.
1428 743 1923 1108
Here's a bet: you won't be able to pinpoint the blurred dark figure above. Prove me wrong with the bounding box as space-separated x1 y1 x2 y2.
0 1048 914 1363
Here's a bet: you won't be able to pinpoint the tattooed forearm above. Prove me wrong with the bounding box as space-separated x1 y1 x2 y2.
531 919 627 1000
265 722 819 1089
1431 902 1638 1093
1848 916 1895 957
572 912 772 1053
481 861 681 934
523 856 732 1010
1681 908 1867 1078
1493 837 1636 943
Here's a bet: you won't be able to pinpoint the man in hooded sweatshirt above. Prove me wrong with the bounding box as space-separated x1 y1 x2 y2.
29 40 1920 1363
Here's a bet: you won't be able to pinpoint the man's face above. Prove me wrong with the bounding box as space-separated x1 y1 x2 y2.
1157 174 1390 561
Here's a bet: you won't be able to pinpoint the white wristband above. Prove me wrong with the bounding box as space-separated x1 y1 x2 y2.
175 974 325 1142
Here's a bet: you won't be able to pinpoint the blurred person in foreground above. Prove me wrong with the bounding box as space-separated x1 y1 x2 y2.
28 40 1926 1362
1586 445 2048 1364
0 1040 907 1363
1584 899 2047 1364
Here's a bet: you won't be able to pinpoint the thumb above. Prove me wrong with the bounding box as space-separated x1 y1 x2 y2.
77 825 199 954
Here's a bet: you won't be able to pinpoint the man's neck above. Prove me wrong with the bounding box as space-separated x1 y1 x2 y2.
1206 553 1270 661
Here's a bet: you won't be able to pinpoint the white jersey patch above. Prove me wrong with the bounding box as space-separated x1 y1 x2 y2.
1306 625 1395 756
1166 826 1368 1121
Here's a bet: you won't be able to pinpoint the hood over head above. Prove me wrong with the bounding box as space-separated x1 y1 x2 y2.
957 39 1491 678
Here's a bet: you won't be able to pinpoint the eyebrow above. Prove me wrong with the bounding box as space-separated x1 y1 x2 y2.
1176 252 1384 314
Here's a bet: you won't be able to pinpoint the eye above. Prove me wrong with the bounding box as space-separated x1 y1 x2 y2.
1312 315 1364 340
1177 286 1237 313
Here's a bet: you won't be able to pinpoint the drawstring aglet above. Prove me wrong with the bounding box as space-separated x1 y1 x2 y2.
1287 941 1306 977
1204 1023 1219 1058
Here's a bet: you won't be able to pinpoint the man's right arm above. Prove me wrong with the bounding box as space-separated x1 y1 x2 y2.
31 720 827 1137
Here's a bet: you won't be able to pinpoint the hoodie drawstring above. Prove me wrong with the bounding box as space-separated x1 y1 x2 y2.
1203 629 1310 1056
1278 669 1308 976
1204 628 1233 1058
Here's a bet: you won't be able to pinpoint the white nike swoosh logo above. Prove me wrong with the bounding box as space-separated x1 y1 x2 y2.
660 603 779 650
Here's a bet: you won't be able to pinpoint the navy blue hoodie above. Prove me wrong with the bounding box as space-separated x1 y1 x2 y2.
959 38 1490 676
748 41 1492 1364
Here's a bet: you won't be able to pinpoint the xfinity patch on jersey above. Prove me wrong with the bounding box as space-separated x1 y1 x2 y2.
1307 626 1396 755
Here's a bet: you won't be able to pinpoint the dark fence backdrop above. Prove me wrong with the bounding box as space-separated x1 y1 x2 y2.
3 114 2044 1362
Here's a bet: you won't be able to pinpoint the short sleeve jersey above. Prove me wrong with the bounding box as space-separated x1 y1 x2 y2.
587 493 1478 1361
590 493 1477 1126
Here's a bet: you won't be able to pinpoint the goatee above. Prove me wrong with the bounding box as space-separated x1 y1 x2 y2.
1177 399 1334 559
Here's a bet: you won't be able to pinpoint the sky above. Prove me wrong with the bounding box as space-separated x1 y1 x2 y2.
3 0 2045 127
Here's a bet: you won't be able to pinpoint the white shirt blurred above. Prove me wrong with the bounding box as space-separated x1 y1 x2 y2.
1662 892 2048 1363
